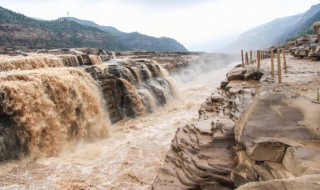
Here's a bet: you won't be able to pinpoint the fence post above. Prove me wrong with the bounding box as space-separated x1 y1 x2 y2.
282 49 287 73
241 49 244 67
271 50 275 78
245 51 249 65
250 50 252 64
277 49 282 83
257 50 261 69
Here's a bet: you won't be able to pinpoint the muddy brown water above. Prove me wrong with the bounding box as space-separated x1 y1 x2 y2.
0 63 237 190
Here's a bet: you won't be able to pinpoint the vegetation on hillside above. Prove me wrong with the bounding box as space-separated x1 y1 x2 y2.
0 6 126 50
224 3 320 52
0 6 188 51
286 28 316 42
64 17 188 52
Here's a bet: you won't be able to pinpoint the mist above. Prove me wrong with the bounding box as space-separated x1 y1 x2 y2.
172 54 239 89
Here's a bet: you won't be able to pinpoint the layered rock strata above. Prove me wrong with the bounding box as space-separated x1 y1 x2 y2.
154 58 320 189
232 72 320 189
153 66 262 189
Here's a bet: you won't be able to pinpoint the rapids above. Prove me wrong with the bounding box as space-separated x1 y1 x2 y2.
0 57 237 189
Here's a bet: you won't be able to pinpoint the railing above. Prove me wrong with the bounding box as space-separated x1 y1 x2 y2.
241 49 288 83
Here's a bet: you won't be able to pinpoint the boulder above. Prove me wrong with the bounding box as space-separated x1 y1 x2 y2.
226 66 263 81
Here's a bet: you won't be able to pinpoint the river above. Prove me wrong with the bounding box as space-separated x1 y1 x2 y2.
0 60 237 190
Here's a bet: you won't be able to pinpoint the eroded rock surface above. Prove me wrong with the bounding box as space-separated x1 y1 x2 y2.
153 65 261 189
154 58 320 189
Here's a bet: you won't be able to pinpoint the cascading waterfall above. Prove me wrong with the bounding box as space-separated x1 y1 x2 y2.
0 68 110 161
0 55 64 71
138 88 158 112
85 59 179 123
88 55 103 65
0 55 178 162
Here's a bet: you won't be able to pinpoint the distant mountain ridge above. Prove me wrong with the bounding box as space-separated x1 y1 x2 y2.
224 3 320 52
0 6 188 51
0 6 126 50
63 17 188 52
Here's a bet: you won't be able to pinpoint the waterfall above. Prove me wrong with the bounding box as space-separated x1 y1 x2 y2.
0 54 82 72
88 55 103 65
138 88 158 112
85 59 179 123
0 54 178 162
0 68 110 161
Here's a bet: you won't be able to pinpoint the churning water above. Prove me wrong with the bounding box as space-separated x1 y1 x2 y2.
0 57 238 189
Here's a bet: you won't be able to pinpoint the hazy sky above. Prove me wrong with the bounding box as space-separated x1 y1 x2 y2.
0 0 319 51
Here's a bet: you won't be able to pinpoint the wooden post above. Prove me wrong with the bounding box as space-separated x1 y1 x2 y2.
250 50 252 64
271 50 275 78
241 49 244 67
282 49 287 73
257 50 261 69
277 49 282 83
245 51 249 65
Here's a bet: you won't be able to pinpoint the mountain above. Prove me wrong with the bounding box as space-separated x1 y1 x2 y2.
224 3 320 52
0 6 125 50
63 17 188 52
0 6 188 52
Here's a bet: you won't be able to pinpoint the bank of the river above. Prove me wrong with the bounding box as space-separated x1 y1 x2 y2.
153 56 320 189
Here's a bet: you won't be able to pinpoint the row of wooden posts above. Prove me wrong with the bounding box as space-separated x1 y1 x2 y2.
241 49 287 83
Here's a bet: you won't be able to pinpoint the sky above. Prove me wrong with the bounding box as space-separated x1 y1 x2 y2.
0 0 319 51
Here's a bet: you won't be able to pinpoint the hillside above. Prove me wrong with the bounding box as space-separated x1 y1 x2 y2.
224 3 320 52
63 17 188 52
0 6 188 52
0 6 126 50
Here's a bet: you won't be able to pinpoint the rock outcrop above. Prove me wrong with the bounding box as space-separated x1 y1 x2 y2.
153 58 320 189
232 78 320 188
153 66 262 189
286 21 320 61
